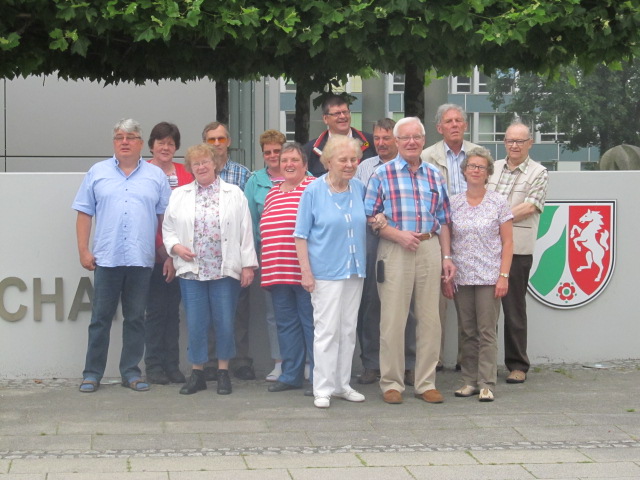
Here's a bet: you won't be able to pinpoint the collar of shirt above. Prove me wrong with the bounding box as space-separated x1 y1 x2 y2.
505 155 532 173
396 154 426 173
113 156 143 174
329 129 353 139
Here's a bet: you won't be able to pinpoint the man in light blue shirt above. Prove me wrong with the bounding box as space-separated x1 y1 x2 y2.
73 119 170 393
421 104 479 372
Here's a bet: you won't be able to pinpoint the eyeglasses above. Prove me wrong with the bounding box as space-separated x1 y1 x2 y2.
466 164 488 171
114 135 141 142
324 110 350 118
505 139 530 146
206 136 228 145
396 135 424 143
263 149 282 156
192 159 213 168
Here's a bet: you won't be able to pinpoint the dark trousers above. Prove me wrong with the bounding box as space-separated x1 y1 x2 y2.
144 263 182 374
83 266 152 382
501 254 533 373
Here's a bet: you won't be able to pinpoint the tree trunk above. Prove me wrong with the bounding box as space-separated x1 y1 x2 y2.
294 81 311 145
404 64 425 121
216 80 229 125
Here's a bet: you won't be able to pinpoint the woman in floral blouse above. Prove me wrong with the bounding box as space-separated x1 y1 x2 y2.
443 146 513 402
163 144 257 396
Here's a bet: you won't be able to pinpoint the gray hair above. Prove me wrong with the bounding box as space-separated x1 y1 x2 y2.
435 104 467 125
113 118 142 137
374 118 396 132
506 121 531 138
280 141 308 166
393 117 425 137
461 146 495 180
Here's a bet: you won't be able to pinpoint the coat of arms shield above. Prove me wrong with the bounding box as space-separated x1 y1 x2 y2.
528 200 616 309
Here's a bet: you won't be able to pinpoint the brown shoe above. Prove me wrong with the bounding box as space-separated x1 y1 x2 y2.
383 389 403 404
358 368 380 385
404 370 415 386
415 389 444 403
506 370 526 384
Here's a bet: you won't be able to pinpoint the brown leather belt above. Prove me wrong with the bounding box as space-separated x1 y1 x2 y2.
417 232 435 241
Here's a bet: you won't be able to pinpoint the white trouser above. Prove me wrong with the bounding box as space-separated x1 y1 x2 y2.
311 276 364 397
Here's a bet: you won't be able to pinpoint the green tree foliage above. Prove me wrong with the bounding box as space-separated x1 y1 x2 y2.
2 0 640 140
488 61 640 156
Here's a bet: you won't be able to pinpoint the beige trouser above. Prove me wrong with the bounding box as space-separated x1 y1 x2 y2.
377 236 441 394
454 285 500 389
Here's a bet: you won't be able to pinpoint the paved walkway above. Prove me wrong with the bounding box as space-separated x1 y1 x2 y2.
1 361 639 479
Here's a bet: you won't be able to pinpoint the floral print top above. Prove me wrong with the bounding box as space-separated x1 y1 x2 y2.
183 179 223 281
450 189 513 286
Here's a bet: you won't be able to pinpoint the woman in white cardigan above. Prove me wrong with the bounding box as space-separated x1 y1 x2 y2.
163 144 257 396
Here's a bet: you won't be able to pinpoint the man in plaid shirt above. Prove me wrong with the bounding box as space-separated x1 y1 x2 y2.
364 117 456 406
487 122 548 385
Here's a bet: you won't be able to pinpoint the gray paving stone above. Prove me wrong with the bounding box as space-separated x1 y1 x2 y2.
566 413 640 426
578 446 640 462
370 415 475 430
265 418 375 433
200 432 311 448
48 473 168 480
415 427 527 446
407 464 535 479
0 423 58 436
169 470 290 479
515 425 633 442
359 451 477 466
288 466 414 479
163 420 266 434
58 422 163 435
468 414 577 428
0 475 45 479
9 458 127 474
244 452 363 469
0 459 8 473
0 435 91 452
91 433 202 451
130 455 247 472
525 461 640 478
470 448 590 464
307 429 421 447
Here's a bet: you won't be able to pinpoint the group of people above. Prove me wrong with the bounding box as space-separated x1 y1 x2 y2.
73 97 547 408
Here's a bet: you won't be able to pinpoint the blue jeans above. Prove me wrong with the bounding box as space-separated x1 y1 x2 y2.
179 276 240 365
144 262 182 374
270 284 314 387
83 266 152 382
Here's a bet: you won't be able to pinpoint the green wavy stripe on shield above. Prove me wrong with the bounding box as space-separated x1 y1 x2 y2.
530 207 566 296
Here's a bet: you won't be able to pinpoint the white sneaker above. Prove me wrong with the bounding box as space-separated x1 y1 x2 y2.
314 395 330 408
334 389 365 402
304 362 311 380
266 362 282 382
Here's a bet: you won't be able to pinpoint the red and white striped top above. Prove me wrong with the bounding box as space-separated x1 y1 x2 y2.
260 176 315 288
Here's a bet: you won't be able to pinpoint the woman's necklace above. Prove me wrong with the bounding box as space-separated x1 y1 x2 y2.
326 175 348 193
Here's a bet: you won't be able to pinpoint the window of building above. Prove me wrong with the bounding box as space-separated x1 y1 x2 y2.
538 117 566 143
392 73 405 92
284 112 295 141
281 78 296 92
451 75 472 93
477 71 489 94
478 113 509 142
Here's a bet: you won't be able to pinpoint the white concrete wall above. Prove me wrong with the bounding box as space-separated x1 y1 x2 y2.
1 76 217 172
0 171 637 379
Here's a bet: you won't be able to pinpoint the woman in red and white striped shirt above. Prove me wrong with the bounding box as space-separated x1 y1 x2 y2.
260 143 315 394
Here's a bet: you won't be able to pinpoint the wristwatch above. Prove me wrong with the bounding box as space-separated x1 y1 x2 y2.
499 272 509 278
443 255 453 260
